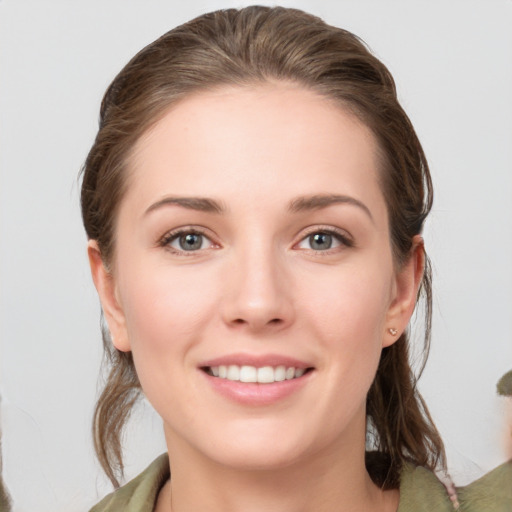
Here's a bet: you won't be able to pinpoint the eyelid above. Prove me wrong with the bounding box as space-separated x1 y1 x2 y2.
157 224 352 254
293 225 354 251
158 226 219 254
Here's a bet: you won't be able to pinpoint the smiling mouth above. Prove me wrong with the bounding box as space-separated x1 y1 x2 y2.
201 365 313 384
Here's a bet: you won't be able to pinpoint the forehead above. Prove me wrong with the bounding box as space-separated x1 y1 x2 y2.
124 83 385 218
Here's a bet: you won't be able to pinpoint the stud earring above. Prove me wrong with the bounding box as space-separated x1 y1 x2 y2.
388 328 398 336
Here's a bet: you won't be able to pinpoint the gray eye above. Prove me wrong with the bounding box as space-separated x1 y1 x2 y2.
169 232 207 251
180 233 203 251
297 231 344 251
308 233 333 250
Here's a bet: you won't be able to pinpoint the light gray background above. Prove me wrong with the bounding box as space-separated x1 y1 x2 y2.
1 1 511 511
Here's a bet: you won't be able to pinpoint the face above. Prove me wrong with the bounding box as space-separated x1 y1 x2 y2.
90 83 421 472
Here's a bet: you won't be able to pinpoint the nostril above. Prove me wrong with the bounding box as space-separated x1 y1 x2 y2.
230 317 283 327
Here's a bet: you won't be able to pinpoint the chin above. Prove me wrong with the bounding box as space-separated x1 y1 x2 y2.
197 423 319 472
210 444 306 472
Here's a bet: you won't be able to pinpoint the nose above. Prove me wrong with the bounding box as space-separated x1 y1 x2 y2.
221 243 295 333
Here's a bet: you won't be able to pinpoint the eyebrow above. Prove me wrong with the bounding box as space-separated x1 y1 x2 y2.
288 194 374 222
144 193 373 221
145 196 225 215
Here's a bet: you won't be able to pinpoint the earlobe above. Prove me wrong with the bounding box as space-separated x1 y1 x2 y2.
87 240 131 352
383 235 425 348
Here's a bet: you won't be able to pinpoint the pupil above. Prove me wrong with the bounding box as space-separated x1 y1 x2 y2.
180 233 202 250
310 233 332 250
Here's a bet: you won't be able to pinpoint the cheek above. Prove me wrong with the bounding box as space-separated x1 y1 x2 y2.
286 262 394 446
301 263 393 347
299 260 393 400
117 261 220 360
116 262 223 416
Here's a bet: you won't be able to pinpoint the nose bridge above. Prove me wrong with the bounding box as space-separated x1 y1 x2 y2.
222 232 293 330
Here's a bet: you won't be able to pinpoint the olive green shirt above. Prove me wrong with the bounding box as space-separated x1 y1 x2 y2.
90 454 512 512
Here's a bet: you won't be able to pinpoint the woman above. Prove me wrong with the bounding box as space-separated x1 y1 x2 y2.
81 6 511 511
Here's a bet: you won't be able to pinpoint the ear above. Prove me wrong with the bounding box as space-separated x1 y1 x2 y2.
383 235 425 348
87 240 131 352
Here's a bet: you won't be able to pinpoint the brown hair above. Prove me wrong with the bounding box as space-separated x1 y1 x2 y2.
81 6 445 488
0 398 12 511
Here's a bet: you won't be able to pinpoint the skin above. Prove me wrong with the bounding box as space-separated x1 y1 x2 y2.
89 83 424 512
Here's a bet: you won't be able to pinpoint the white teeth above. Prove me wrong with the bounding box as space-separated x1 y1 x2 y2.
207 365 308 383
240 365 257 382
227 365 240 381
257 366 274 383
274 365 286 382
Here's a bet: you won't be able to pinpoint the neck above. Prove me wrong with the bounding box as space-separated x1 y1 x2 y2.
159 430 398 512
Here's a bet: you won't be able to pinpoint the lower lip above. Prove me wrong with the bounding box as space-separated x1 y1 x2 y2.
201 370 313 406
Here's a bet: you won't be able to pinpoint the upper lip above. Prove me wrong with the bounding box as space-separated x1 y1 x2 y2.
199 353 313 369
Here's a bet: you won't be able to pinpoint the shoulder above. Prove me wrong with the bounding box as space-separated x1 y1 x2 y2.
397 460 512 512
457 460 512 512
398 463 454 512
89 454 170 512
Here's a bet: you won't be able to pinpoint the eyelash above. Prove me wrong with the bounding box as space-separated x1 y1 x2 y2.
295 226 354 253
158 226 354 255
158 227 216 255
